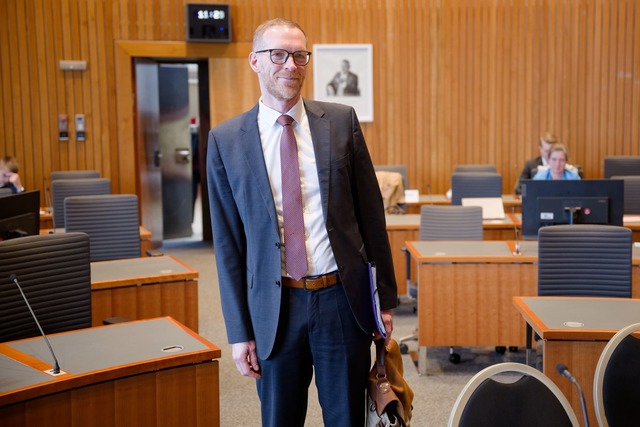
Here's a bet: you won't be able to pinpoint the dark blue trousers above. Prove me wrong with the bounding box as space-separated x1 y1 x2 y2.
256 283 372 427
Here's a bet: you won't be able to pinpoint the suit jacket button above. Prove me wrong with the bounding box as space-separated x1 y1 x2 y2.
275 242 281 248
276 280 281 286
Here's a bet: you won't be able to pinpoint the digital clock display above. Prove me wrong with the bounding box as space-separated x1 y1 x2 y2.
196 10 226 20
186 4 231 42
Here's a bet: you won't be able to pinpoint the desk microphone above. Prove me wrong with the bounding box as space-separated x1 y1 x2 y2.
556 363 589 427
426 183 433 205
43 177 52 213
512 206 521 255
9 274 63 376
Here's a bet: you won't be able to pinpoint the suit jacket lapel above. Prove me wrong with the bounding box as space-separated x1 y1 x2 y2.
305 100 331 221
240 105 279 230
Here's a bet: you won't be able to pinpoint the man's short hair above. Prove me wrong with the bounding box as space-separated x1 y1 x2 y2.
253 18 307 51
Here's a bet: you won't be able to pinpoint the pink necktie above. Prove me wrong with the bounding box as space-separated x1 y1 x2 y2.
278 115 308 280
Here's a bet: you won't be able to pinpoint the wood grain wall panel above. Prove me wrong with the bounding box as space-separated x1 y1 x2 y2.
1 0 639 207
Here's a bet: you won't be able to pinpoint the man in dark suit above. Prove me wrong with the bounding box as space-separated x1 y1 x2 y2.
206 18 397 427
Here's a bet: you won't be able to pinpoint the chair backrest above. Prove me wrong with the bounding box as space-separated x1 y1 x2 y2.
64 194 141 262
593 322 640 427
538 224 632 297
374 164 408 190
455 164 497 173
0 232 91 342
450 172 502 205
448 362 579 427
50 170 100 181
611 175 640 214
419 205 483 241
603 156 640 179
51 178 111 228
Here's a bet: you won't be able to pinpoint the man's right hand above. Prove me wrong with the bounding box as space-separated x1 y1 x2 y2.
232 340 261 379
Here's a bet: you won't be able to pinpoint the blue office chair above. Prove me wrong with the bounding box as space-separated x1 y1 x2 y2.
0 232 92 342
64 194 141 262
398 205 483 362
611 175 640 214
51 178 111 228
450 172 502 205
455 164 497 173
526 224 633 365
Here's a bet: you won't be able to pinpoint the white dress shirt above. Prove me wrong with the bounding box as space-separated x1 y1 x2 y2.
257 98 338 277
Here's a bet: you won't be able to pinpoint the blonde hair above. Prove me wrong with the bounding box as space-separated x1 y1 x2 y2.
540 132 559 146
252 18 307 51
0 155 19 173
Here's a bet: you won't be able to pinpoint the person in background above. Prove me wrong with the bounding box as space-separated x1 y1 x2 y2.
326 59 360 96
206 18 397 427
532 143 581 180
515 132 581 193
0 156 24 193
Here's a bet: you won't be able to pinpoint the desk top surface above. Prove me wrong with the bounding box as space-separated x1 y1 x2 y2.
406 239 639 262
91 255 198 286
513 296 640 340
406 194 521 205
385 213 516 228
0 317 220 403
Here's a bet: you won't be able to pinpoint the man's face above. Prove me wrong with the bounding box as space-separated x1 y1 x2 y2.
250 26 307 107
539 140 553 161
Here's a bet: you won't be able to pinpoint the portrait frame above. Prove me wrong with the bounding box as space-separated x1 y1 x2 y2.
312 44 374 122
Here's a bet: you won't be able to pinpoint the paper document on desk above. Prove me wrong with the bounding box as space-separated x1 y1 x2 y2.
368 262 387 339
462 197 505 219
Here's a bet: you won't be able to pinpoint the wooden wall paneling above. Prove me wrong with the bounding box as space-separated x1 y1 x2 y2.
601 0 613 157
587 0 602 175
612 0 627 156
4 0 22 167
0 0 10 163
2 0 640 207
572 0 585 174
621 0 635 153
19 0 35 192
633 0 640 155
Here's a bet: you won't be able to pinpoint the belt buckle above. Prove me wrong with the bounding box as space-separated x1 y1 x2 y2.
302 274 324 291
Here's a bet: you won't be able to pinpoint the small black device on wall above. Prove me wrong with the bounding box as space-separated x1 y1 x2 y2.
185 3 231 42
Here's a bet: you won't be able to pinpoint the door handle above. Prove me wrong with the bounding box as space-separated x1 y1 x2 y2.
175 148 191 164
153 150 163 167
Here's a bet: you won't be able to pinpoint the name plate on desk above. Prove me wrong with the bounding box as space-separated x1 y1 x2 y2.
404 189 419 203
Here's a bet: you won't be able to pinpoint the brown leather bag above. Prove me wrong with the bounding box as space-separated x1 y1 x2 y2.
367 339 414 427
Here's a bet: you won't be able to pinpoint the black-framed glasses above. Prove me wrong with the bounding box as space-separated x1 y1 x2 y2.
255 49 312 66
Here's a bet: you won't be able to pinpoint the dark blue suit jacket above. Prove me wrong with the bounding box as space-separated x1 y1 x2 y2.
206 99 397 359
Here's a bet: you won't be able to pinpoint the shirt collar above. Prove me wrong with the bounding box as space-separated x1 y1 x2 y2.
258 97 306 126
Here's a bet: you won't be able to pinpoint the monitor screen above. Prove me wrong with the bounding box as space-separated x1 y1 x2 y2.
0 190 40 241
521 180 624 238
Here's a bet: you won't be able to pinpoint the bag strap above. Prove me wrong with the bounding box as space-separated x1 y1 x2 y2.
374 339 391 393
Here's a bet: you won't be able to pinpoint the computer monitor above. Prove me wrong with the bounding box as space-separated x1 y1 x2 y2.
0 190 40 241
521 180 624 238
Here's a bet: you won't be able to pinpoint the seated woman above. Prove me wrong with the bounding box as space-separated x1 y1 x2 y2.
532 144 581 181
0 156 24 193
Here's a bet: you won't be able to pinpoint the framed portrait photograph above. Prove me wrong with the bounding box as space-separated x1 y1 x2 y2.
312 44 373 122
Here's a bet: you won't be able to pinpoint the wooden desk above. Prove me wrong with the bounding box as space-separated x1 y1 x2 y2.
513 296 640 427
91 255 199 332
386 214 521 295
405 240 539 374
40 226 153 257
405 194 521 214
0 317 220 427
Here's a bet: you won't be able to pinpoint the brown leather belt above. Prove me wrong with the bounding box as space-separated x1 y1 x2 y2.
281 271 340 291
